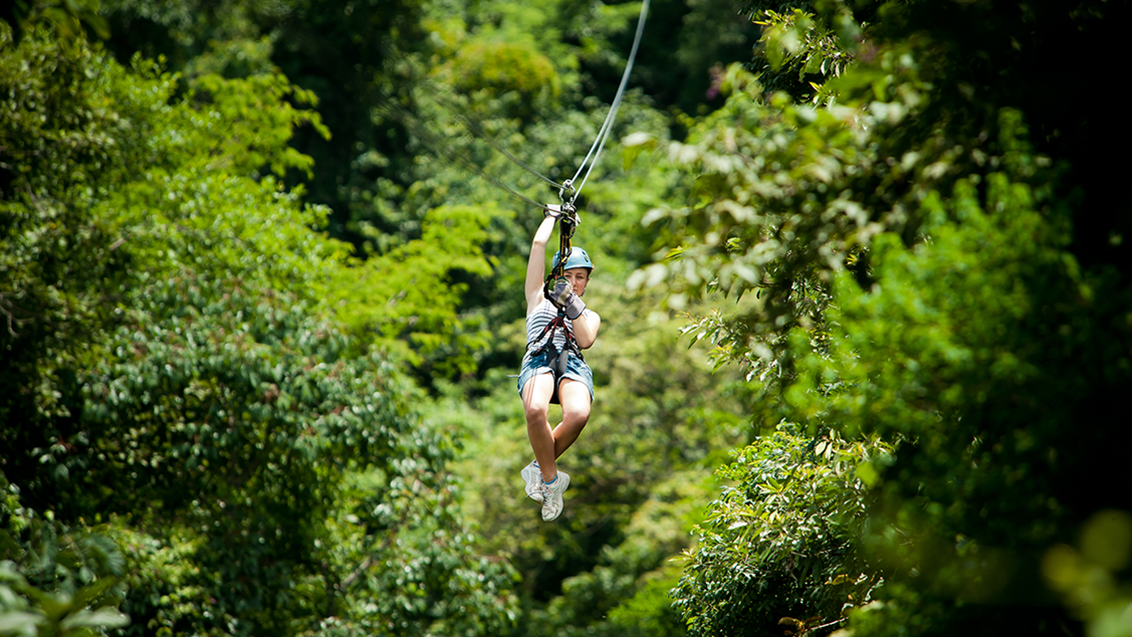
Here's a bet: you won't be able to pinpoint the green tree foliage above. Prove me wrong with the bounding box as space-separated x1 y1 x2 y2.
673 427 888 636
0 0 109 48
1 474 129 637
633 0 1132 635
329 203 503 379
1 25 516 636
344 2 763 633
798 162 1124 637
595 0 758 117
442 39 561 121
735 0 858 102
97 0 431 244
0 22 138 485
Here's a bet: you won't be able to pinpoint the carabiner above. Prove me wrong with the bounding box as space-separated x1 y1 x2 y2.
558 178 576 207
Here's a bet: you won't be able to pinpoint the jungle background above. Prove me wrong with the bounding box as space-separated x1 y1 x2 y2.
2 0 1131 636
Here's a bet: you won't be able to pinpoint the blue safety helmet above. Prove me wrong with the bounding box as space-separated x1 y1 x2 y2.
552 247 594 273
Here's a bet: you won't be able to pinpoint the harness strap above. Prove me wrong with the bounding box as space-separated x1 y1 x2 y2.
528 310 581 357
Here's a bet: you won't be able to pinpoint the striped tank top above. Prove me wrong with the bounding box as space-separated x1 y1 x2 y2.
526 299 577 353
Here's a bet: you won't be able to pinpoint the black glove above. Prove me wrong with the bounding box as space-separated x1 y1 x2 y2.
550 277 586 320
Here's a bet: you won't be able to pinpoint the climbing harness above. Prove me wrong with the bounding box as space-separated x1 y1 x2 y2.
532 195 587 404
527 305 585 405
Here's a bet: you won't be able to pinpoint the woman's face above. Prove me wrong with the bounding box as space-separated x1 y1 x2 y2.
563 268 590 297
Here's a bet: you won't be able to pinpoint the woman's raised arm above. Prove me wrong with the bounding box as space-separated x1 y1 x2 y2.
525 205 560 312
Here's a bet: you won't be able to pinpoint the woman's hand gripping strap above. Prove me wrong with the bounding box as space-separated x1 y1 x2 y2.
549 278 587 320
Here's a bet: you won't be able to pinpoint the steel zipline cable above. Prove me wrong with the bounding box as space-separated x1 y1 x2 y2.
388 0 650 215
544 0 649 280
382 1 650 282
565 0 650 207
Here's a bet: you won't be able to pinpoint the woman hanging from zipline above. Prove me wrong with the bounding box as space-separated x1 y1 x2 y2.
517 203 601 521
394 0 643 524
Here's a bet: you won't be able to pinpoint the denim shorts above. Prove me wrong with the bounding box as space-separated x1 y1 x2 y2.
517 349 594 401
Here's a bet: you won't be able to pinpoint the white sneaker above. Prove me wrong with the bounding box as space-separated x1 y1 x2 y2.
521 461 543 502
539 471 570 522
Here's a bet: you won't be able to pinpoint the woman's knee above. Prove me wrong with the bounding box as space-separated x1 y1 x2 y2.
521 374 554 422
559 387 591 423
524 401 549 424
563 404 590 425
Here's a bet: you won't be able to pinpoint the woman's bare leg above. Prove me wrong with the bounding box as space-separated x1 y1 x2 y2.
552 379 592 458
522 373 558 481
